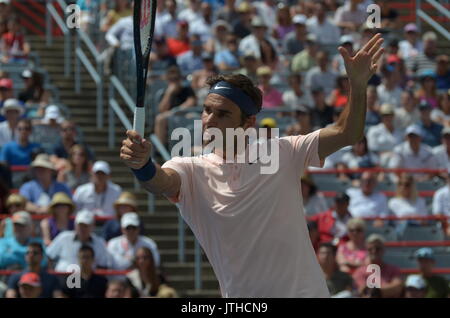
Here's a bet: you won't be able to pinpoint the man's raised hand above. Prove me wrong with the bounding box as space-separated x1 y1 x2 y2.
120 130 152 170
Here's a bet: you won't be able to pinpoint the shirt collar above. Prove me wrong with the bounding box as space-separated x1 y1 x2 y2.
74 234 93 243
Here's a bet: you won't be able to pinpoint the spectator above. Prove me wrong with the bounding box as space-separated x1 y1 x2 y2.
414 247 449 298
336 218 367 274
16 272 42 298
310 87 334 128
189 2 213 43
237 53 258 84
100 0 132 33
77 0 106 32
253 0 277 30
346 172 389 218
0 99 24 147
398 23 423 60
257 66 283 109
353 234 403 298
301 175 329 216
367 103 403 153
271 4 294 42
154 66 196 145
305 50 337 98
216 0 238 25
0 0 12 21
0 211 44 269
57 144 92 191
214 34 241 72
406 32 438 76
31 105 65 153
394 89 420 130
107 212 160 270
435 55 450 91
105 280 127 298
307 220 320 253
432 127 450 171
46 210 111 272
404 275 427 298
341 136 379 171
19 154 71 214
333 0 367 32
0 193 27 238
73 161 122 217
286 107 314 136
377 66 403 108
157 0 178 39
238 16 278 67
332 35 356 75
148 36 177 73
306 1 340 46
390 125 438 180
417 100 443 148
105 13 133 51
178 0 202 25
167 20 191 57
327 74 349 109
191 53 219 105
52 120 94 161
232 1 253 40
126 246 178 298
61 244 108 298
432 168 450 230
388 174 428 218
176 34 204 77
311 192 352 245
18 69 50 109
431 91 450 127
291 33 318 73
0 119 40 166
282 73 313 110
283 14 307 57
415 70 439 109
0 18 31 64
6 242 62 298
318 242 354 297
40 192 75 246
102 191 142 242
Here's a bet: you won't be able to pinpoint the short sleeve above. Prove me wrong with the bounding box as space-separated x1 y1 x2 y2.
281 129 323 178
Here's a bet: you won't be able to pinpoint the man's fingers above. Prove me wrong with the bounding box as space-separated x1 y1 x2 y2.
361 33 381 53
368 38 384 56
372 47 385 65
122 139 148 154
338 46 351 63
126 130 142 144
120 147 147 158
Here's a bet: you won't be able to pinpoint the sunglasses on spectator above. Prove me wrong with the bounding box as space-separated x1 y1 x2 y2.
26 250 41 255
18 126 31 131
62 127 75 132
368 246 383 252
349 228 363 233
399 182 412 187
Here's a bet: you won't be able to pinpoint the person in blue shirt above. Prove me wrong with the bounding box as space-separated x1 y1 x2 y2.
0 119 41 166
214 34 242 72
417 101 443 147
0 211 45 270
20 154 72 214
435 55 450 91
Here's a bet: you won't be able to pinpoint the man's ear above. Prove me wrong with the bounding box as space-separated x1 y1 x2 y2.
244 115 256 129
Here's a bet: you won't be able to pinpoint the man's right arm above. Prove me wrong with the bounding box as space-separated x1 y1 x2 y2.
120 130 181 198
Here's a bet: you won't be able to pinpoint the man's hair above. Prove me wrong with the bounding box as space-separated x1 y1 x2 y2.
79 244 95 257
319 242 337 255
18 118 32 128
28 242 43 254
206 74 263 118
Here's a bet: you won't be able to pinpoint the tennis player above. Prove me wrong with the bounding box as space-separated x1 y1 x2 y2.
120 33 384 297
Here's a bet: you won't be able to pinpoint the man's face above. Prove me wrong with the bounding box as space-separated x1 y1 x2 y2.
418 258 434 273
381 114 394 126
0 87 13 100
361 173 376 195
317 52 328 69
106 283 125 298
252 26 266 39
76 223 92 241
335 200 349 215
420 108 431 121
424 40 436 55
78 249 94 269
34 167 52 183
317 246 334 267
201 3 211 19
13 223 31 241
367 242 384 263
92 171 109 186
17 121 32 139
166 0 176 14
122 225 139 242
25 246 43 267
19 284 42 298
5 109 20 122
437 58 449 74
407 134 422 149
61 123 77 140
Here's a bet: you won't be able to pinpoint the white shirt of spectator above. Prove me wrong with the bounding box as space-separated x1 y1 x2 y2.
73 181 122 217
305 66 338 98
238 34 279 60
154 10 169 38
107 235 160 270
432 144 449 170
177 7 202 25
333 1 367 26
189 17 213 43
158 13 178 38
304 193 329 217
252 4 276 31
105 16 134 50
431 108 450 125
398 39 423 60
367 123 404 153
46 231 112 272
394 107 421 131
282 89 314 110
388 197 429 217
0 121 16 147
432 184 450 216
390 141 438 170
376 84 403 109
306 16 341 46
346 187 389 218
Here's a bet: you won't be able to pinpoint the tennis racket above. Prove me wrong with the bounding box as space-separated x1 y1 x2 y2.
133 0 157 138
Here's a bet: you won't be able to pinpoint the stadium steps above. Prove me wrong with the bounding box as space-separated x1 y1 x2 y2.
27 35 220 297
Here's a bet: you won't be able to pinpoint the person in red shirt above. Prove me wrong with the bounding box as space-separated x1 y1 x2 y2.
166 20 191 57
1 18 30 64
311 192 352 246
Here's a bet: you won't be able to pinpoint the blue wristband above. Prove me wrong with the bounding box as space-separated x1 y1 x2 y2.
131 159 157 182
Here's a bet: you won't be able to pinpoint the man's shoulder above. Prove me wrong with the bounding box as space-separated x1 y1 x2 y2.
139 235 158 248
107 235 121 246
435 185 449 197
53 231 75 242
107 181 122 193
74 182 93 193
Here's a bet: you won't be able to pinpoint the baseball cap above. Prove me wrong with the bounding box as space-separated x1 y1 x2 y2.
405 275 426 289
404 23 418 33
12 211 32 226
418 100 432 111
379 103 395 115
0 78 13 89
419 69 436 80
21 69 33 79
442 126 450 136
19 272 41 287
251 16 267 28
405 125 423 137
1 98 24 116
259 117 277 128
292 14 307 25
75 210 95 225
121 212 140 228
414 247 434 260
92 160 111 175
339 35 353 45
44 105 63 122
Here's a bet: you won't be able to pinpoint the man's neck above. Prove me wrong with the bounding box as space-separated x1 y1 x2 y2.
39 179 52 190
81 268 92 280
18 138 28 147
322 263 336 279
95 183 107 193
8 120 17 130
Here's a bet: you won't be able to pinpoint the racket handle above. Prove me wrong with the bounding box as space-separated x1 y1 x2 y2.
133 107 145 139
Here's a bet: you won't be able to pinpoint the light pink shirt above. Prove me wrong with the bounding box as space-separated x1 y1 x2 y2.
162 130 330 297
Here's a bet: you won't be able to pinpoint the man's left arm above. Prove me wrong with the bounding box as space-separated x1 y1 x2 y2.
318 34 384 161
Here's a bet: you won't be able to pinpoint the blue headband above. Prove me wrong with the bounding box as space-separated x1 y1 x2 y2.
208 81 258 116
